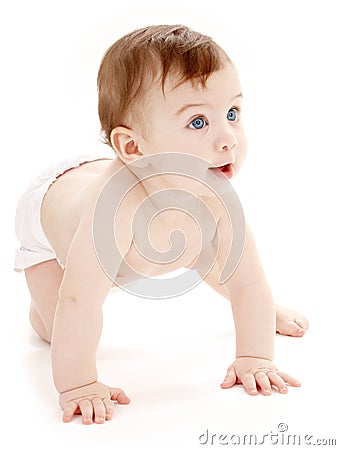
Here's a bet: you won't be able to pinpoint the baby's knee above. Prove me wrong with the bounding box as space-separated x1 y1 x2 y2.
29 303 51 343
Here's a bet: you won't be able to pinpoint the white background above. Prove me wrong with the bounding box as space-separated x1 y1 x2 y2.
1 0 339 448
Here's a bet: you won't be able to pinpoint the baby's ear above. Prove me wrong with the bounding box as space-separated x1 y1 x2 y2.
110 127 143 163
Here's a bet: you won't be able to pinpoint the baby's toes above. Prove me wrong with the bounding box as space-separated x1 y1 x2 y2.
277 320 305 337
295 318 309 331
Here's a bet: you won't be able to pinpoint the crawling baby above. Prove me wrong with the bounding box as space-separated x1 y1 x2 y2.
14 25 308 425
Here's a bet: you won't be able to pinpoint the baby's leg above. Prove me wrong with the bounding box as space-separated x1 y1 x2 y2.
201 268 309 337
25 259 64 343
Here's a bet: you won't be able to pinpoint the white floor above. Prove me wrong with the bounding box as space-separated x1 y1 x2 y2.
2 264 339 450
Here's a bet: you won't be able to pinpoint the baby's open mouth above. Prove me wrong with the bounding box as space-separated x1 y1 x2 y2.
209 163 234 179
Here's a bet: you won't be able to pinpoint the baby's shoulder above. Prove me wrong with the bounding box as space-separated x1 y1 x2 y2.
88 160 146 248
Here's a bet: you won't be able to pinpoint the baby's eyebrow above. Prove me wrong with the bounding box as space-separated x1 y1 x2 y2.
175 103 207 116
175 93 243 116
233 92 243 100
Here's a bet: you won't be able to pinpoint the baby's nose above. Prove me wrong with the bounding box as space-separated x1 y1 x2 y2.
218 141 236 153
216 125 237 152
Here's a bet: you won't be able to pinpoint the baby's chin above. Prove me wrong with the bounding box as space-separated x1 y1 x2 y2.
160 175 214 196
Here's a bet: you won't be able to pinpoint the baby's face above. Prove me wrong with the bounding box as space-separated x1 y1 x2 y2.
137 64 247 183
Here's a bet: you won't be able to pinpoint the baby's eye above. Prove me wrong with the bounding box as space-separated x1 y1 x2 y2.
188 117 207 130
227 108 239 122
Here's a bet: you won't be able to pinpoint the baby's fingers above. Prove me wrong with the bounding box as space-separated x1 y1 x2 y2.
92 397 106 424
255 372 272 396
63 401 79 422
110 388 130 404
242 373 258 395
103 399 115 420
267 372 288 393
278 372 301 387
79 399 94 425
220 366 237 389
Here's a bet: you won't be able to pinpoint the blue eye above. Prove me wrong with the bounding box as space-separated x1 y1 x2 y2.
227 108 239 121
189 117 206 129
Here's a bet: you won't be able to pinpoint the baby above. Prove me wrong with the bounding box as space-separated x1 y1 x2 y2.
14 25 309 425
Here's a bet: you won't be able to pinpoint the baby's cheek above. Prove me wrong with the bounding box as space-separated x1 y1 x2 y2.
237 140 248 168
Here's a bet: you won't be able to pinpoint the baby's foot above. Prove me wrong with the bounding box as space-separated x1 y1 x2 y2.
275 304 309 337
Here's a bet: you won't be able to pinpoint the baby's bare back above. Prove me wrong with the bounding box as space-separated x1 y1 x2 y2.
41 158 221 283
41 158 117 267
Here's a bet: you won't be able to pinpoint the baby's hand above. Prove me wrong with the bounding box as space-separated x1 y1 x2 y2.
220 357 301 395
59 381 130 424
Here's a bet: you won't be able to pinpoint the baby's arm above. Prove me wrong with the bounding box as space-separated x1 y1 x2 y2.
52 214 131 424
205 221 300 395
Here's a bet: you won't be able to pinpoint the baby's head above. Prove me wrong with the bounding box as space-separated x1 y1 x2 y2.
97 25 247 179
98 25 229 141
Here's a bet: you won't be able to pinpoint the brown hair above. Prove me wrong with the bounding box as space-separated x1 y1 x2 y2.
97 25 230 147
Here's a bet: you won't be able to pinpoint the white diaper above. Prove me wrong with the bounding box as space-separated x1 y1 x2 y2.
14 153 114 272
